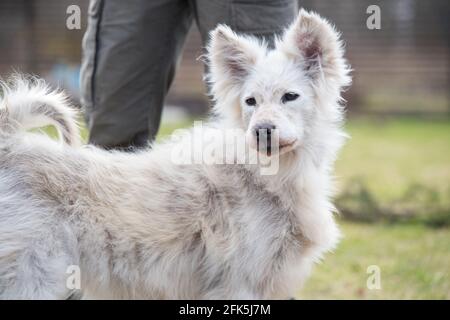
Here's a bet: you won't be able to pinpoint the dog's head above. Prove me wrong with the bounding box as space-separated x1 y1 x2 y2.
207 9 351 156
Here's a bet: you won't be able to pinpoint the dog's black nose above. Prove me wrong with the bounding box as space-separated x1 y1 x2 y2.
254 123 276 139
254 123 276 154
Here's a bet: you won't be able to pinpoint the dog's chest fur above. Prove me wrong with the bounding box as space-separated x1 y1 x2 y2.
185 164 335 298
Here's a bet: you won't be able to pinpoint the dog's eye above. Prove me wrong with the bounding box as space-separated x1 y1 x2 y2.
245 97 257 106
281 92 300 103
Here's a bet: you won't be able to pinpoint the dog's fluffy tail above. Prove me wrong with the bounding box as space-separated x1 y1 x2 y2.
0 75 80 146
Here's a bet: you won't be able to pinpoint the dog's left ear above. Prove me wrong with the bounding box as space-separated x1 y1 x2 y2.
277 9 351 88
207 25 263 94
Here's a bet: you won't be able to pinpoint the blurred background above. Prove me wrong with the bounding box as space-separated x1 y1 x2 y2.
0 0 448 299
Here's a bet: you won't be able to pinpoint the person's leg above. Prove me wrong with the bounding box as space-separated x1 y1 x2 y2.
81 0 193 149
193 0 298 47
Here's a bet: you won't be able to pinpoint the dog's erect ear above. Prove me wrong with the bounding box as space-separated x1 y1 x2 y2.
207 25 262 92
277 9 351 87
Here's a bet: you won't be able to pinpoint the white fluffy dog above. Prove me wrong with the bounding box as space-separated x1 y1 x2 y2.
0 10 350 299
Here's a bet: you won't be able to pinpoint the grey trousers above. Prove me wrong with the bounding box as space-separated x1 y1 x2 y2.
81 0 297 149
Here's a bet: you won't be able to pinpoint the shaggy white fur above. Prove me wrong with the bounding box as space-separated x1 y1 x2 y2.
0 10 351 299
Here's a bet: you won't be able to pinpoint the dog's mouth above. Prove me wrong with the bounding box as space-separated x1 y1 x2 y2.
277 139 299 155
280 140 297 150
257 139 298 156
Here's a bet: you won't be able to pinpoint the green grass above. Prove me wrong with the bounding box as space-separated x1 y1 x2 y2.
156 119 195 141
302 117 450 299
337 117 450 202
335 118 450 226
300 221 450 299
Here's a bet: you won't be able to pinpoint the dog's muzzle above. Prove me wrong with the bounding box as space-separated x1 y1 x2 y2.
253 122 277 156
